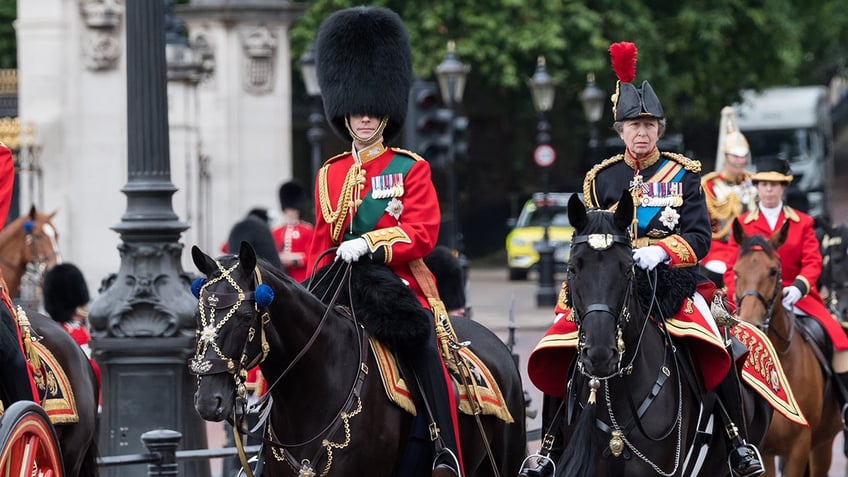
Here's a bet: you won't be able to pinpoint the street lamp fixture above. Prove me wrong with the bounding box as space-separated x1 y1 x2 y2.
528 56 558 308
578 72 606 171
434 41 470 254
300 41 325 188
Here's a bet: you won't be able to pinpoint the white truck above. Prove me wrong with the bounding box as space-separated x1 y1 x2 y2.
730 86 834 218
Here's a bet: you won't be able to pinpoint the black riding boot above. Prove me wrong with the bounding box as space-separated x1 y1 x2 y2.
832 371 848 457
0 306 35 405
408 339 462 477
518 394 564 477
716 370 764 477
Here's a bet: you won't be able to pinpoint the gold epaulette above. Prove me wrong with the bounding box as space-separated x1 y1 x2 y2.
390 147 425 162
701 171 720 184
661 151 701 173
783 206 800 223
583 154 624 208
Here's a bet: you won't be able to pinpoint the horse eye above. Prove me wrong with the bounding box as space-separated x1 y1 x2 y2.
769 267 779 277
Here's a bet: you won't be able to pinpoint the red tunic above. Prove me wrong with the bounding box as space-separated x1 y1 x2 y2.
701 171 757 273
306 142 440 306
271 221 314 282
725 206 848 350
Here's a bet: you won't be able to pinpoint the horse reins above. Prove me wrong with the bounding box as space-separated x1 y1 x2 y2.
734 251 794 353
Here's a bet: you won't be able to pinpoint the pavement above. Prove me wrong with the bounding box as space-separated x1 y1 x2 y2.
465 266 556 332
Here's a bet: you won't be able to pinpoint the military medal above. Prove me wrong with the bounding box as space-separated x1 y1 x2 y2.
639 181 683 207
371 173 405 199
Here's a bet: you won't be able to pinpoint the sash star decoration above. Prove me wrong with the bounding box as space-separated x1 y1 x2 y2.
659 206 680 230
385 198 403 220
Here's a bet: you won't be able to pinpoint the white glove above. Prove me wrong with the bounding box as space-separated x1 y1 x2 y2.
782 286 803 309
632 246 669 271
336 237 369 263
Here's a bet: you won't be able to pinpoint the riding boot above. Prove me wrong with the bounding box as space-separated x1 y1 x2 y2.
716 368 764 477
518 393 563 477
832 371 848 457
407 339 463 477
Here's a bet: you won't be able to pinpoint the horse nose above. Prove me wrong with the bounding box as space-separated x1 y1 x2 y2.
194 390 226 421
581 344 618 376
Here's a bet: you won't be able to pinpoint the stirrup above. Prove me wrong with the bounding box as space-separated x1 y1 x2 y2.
728 443 764 477
518 452 556 477
842 403 848 430
433 448 462 477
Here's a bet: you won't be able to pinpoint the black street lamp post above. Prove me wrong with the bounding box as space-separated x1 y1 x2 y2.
300 42 325 188
579 73 606 173
528 56 557 308
434 40 470 255
88 1 207 476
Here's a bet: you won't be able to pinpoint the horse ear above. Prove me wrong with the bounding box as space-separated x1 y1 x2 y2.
191 245 216 276
732 218 747 246
613 189 633 232
770 220 790 249
567 193 587 231
28 204 36 220
239 241 257 271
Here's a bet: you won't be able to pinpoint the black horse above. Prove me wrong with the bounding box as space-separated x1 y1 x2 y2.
556 192 771 477
1 309 100 477
190 243 526 476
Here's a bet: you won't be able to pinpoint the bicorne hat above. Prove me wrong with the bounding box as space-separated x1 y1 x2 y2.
43 263 90 324
752 157 793 184
609 42 664 121
315 6 412 142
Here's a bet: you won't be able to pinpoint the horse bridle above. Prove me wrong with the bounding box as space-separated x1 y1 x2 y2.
189 261 271 400
569 232 638 380
734 250 793 349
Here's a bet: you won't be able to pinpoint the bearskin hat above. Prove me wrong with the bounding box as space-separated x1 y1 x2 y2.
609 42 664 121
278 180 306 212
424 245 466 312
315 6 412 141
43 263 90 324
227 217 284 271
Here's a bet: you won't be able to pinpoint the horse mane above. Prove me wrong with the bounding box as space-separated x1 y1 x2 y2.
580 208 619 235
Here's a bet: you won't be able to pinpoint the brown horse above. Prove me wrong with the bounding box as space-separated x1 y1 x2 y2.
731 218 840 477
190 243 527 477
0 206 61 298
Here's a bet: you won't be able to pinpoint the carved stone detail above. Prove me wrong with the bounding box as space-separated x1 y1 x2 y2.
241 26 277 95
79 0 124 71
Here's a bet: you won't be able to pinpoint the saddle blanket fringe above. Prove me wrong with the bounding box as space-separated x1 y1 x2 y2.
370 338 514 423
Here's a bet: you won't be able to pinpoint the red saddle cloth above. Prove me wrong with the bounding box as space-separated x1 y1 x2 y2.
527 307 806 426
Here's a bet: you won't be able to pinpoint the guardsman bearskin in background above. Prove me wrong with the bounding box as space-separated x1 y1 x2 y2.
701 106 757 287
271 180 314 282
523 42 764 477
308 6 464 476
43 263 101 390
0 142 39 407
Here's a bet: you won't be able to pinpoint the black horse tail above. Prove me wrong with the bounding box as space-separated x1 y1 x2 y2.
558 401 598 477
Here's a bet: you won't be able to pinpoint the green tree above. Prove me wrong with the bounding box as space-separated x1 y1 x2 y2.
0 0 15 69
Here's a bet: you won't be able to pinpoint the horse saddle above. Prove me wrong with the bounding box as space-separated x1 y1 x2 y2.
369 337 514 423
795 315 834 366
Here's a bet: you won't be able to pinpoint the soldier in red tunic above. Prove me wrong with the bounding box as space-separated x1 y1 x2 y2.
522 42 763 477
726 157 848 454
307 6 462 477
271 180 313 282
701 107 757 287
0 142 39 407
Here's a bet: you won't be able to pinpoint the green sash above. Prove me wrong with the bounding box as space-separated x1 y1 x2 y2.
344 152 415 240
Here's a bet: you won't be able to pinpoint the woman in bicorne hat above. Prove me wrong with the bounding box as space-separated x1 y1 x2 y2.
523 42 764 477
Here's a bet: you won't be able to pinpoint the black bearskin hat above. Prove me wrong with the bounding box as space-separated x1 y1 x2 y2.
43 263 90 324
609 42 664 121
278 180 306 212
424 245 466 312
227 217 284 271
315 6 412 141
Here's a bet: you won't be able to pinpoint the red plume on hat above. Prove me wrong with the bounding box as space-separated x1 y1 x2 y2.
609 42 637 83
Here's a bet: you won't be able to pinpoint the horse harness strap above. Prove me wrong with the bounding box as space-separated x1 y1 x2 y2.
262 315 370 477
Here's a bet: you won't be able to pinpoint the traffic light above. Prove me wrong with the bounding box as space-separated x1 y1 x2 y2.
452 115 469 162
404 80 452 164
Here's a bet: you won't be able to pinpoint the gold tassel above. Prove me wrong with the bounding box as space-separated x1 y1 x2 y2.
15 306 41 372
